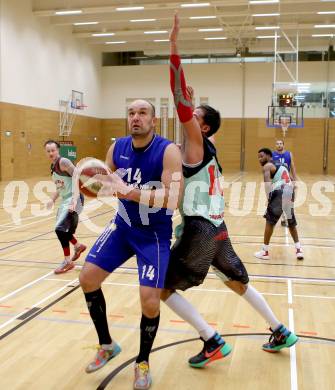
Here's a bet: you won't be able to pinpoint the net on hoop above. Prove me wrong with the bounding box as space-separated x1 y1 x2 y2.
279 116 291 138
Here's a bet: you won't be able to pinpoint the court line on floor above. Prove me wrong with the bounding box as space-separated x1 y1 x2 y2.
287 279 298 390
230 234 335 242
0 215 56 234
234 241 335 249
2 250 335 272
97 333 335 390
0 208 113 252
0 198 107 228
37 264 335 285
0 311 332 348
11 235 333 250
44 278 287 297
112 266 335 284
242 260 335 270
0 278 79 338
0 212 56 228
49 264 335 285
0 270 54 303
0 198 106 232
43 278 335 301
0 240 23 244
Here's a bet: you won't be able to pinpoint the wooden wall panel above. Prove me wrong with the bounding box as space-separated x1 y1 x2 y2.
215 119 241 173
100 119 127 158
71 116 102 162
0 103 102 180
328 119 335 175
0 105 331 181
244 118 277 172
244 118 325 174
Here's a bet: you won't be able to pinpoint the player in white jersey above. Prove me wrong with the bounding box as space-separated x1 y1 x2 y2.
45 140 86 274
255 148 304 260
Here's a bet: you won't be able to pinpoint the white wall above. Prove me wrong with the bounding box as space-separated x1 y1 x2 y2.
0 0 101 117
101 61 334 119
102 63 244 118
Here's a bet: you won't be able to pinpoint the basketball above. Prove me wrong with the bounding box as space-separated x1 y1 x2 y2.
77 158 110 198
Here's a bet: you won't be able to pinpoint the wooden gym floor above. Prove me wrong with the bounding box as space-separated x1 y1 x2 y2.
0 173 334 390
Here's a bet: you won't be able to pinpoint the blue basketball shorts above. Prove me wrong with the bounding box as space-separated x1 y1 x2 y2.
86 221 172 288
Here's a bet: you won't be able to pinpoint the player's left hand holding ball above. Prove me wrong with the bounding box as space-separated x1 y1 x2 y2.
96 170 132 199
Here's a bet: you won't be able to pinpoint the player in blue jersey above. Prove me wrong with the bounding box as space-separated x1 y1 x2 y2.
79 99 183 390
272 140 298 227
255 148 304 260
160 13 298 369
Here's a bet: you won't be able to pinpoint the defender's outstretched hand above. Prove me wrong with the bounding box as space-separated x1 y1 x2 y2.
169 12 180 43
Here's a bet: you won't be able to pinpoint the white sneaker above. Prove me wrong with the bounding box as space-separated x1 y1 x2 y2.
254 249 270 260
296 248 304 260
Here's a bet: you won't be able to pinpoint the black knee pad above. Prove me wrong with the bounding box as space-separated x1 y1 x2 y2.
55 229 71 248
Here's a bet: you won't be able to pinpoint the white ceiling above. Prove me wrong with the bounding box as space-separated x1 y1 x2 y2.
32 0 335 55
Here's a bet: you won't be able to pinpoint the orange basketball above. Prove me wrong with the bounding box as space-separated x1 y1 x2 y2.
78 158 110 198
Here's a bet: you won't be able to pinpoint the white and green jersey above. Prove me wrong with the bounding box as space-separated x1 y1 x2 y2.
51 158 74 226
271 164 291 191
51 158 73 205
176 138 224 237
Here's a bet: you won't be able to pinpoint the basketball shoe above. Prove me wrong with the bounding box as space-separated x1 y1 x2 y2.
263 325 298 352
54 260 74 274
85 341 121 373
134 361 152 390
188 332 232 368
71 243 87 262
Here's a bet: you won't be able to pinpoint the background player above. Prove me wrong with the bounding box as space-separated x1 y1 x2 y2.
272 139 297 226
44 140 86 274
255 148 304 260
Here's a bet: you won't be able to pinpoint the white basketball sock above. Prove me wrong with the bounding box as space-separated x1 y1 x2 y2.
295 242 301 249
243 284 281 330
165 292 215 341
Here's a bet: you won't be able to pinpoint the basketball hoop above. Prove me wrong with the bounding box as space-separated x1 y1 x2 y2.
59 90 85 136
76 104 88 110
266 105 304 134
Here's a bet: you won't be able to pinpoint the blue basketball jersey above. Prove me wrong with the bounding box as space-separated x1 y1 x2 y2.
113 134 173 233
272 150 291 172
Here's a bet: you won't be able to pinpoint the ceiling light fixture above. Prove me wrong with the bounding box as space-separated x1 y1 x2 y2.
204 36 227 40
189 16 217 19
130 19 156 22
181 3 210 7
92 32 115 37
144 30 168 34
255 26 280 30
256 35 280 38
249 0 279 4
314 24 335 28
55 10 82 15
198 28 223 31
312 34 334 37
252 13 280 17
73 22 99 25
116 6 144 11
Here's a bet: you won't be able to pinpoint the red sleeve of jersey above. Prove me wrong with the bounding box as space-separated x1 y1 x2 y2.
170 54 193 123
